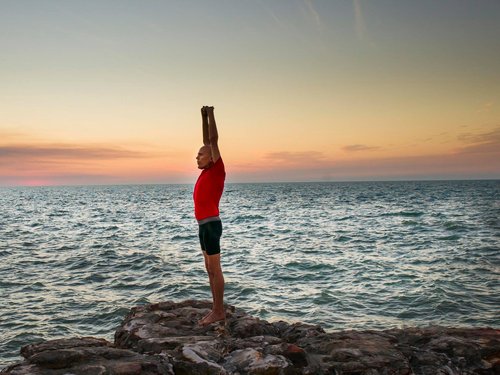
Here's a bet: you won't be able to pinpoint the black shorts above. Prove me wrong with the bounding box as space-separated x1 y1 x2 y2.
198 220 223 255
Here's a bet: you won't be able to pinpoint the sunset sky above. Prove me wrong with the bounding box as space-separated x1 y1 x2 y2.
1 0 499 186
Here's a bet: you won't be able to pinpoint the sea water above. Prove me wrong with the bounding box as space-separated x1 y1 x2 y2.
0 181 499 366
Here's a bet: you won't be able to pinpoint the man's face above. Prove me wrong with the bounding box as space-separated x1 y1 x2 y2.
196 146 212 169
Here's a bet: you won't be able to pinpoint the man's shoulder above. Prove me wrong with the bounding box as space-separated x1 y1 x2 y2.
212 157 225 176
213 157 224 169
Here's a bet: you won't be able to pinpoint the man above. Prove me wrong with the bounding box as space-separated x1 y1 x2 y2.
193 105 226 326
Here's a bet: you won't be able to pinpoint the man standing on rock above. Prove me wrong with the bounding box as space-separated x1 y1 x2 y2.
193 105 226 326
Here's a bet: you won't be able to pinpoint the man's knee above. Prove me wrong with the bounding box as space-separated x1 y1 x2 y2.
207 263 221 275
206 255 222 273
206 265 216 277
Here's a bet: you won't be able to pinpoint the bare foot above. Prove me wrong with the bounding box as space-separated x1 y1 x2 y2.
198 310 212 324
198 311 225 326
198 311 213 326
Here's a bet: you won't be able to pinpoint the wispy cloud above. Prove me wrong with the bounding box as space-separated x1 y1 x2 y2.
455 126 500 154
0 141 181 185
231 129 500 182
304 0 322 31
268 9 285 29
0 129 26 141
342 144 381 152
353 0 366 41
0 142 160 178
0 144 150 160
457 126 500 144
476 101 493 113
264 151 327 164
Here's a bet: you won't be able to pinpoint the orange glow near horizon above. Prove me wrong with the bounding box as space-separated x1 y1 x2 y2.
2 125 499 186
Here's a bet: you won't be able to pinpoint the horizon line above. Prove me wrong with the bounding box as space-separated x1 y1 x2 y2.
1 177 498 188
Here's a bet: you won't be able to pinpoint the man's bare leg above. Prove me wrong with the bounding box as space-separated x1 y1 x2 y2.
199 253 225 326
200 251 215 322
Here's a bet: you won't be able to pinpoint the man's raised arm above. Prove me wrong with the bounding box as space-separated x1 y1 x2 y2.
206 106 221 162
202 106 210 146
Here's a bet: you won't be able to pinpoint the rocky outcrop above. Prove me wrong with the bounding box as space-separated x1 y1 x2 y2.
2 337 173 375
2 300 499 374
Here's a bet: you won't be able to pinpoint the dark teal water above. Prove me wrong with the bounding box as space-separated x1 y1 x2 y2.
0 181 499 366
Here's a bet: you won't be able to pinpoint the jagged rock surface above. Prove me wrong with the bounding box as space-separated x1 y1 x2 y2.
2 337 173 375
2 300 499 374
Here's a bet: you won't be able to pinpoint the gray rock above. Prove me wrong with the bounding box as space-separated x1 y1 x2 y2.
2 300 499 374
2 337 173 375
223 348 290 374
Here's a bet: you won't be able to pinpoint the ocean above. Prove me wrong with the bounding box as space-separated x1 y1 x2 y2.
0 181 499 366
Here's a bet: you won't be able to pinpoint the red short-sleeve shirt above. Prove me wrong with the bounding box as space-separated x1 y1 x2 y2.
193 158 226 221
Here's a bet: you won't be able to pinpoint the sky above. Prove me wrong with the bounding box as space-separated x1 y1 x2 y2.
1 0 499 186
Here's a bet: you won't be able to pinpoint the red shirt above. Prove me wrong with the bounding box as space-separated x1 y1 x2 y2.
193 158 226 221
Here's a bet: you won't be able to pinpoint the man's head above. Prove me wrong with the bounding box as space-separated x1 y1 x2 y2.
196 145 213 169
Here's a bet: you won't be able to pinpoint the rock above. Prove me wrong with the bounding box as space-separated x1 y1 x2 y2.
180 341 228 374
2 300 499 374
296 330 411 374
2 337 173 375
388 327 500 374
20 337 111 359
223 348 290 374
